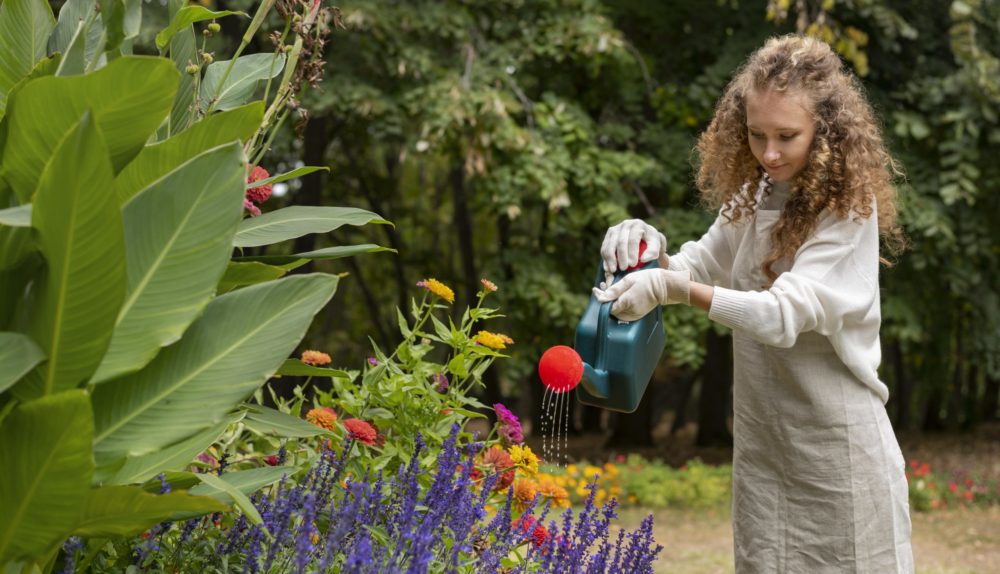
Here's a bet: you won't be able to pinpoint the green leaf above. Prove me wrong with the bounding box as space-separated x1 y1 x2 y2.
119 0 142 55
0 0 55 114
0 204 30 227
236 244 396 265
117 102 263 205
0 56 179 203
91 142 246 384
0 390 93 563
243 404 334 438
217 261 287 294
73 486 227 537
48 0 96 56
233 206 390 248
156 6 246 50
194 473 265 527
275 358 351 379
21 111 125 398
163 14 197 136
55 19 89 77
247 165 328 189
0 332 44 394
108 412 242 486
201 52 285 112
91 273 339 469
189 467 291 505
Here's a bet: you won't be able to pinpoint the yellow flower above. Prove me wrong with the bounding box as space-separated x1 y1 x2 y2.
301 350 331 366
480 278 498 292
509 445 539 476
418 278 455 303
475 330 509 350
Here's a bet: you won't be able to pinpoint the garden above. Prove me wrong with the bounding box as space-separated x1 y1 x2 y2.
1 0 999 573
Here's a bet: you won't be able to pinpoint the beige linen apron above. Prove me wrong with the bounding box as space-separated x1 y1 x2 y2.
730 191 914 573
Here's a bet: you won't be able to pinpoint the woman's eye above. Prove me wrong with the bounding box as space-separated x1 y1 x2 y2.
780 134 797 141
750 133 765 139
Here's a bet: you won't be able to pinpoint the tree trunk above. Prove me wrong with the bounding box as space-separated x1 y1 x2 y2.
983 376 999 423
697 328 733 447
607 391 654 447
891 339 912 430
290 116 328 270
450 166 503 408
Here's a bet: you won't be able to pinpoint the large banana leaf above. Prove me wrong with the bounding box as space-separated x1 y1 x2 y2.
242 404 335 438
233 206 390 248
235 244 395 265
21 111 125 398
108 413 242 485
0 56 178 203
189 467 290 505
48 0 94 55
91 142 246 384
72 486 227 537
0 0 55 115
0 332 44 394
201 52 285 112
0 204 30 227
92 273 339 470
216 261 287 294
155 6 245 51
0 390 93 564
163 2 196 137
115 102 263 205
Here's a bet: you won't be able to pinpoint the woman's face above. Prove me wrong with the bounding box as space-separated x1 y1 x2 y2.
745 88 817 183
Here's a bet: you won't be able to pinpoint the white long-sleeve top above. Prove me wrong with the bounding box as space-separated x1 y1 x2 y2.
667 197 889 403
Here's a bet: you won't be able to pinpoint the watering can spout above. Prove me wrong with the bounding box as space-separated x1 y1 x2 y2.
580 362 610 399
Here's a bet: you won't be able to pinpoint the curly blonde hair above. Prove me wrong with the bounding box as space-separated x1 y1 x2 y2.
694 34 904 281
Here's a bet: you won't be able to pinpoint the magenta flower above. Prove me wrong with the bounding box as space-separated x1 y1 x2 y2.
493 403 524 446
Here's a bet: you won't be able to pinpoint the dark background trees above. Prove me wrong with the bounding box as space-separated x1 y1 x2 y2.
233 0 999 448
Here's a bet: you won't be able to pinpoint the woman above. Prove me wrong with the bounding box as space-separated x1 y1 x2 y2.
595 35 914 573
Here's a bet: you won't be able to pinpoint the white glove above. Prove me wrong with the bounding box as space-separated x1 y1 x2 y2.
592 269 691 321
600 219 668 286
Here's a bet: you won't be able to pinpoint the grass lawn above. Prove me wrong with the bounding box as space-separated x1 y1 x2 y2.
615 505 1000 573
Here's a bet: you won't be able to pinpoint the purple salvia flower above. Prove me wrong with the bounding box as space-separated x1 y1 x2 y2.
293 492 318 573
60 537 83 574
157 473 171 494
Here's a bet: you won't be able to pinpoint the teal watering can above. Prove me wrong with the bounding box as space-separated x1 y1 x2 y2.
573 258 666 413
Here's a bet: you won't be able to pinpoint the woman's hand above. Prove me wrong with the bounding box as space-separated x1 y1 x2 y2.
600 219 668 285
592 268 691 321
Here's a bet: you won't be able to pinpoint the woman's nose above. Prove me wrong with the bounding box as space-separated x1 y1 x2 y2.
764 145 780 164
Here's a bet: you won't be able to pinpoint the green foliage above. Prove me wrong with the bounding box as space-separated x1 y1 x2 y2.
619 457 733 509
309 281 509 474
0 0 385 568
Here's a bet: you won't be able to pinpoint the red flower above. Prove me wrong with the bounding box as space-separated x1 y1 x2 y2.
265 455 280 466
512 516 551 548
963 490 975 502
343 418 377 445
246 165 273 204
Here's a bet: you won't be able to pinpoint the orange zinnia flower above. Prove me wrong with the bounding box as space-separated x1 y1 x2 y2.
301 350 332 366
305 407 338 430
